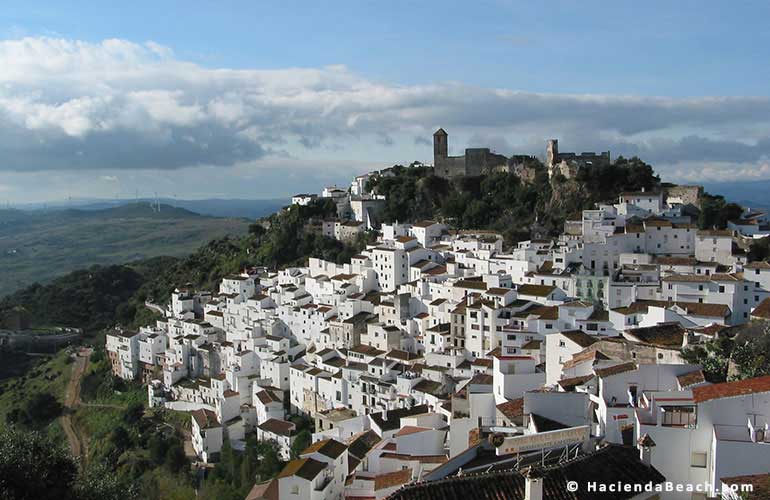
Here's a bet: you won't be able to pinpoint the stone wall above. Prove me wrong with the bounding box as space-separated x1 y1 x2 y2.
664 185 703 208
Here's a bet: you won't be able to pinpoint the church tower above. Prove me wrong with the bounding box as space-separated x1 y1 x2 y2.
433 128 448 164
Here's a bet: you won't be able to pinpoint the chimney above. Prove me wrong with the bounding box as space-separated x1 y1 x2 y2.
523 466 543 500
638 433 656 466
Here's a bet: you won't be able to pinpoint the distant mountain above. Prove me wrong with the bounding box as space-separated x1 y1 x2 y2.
0 203 252 297
15 197 289 219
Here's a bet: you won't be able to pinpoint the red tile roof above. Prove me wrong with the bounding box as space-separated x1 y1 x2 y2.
692 375 770 403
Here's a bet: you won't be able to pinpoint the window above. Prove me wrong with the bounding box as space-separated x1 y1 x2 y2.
559 340 566 347
691 452 707 468
661 406 697 427
291 485 300 494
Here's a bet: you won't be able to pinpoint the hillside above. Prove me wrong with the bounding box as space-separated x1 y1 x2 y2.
366 157 661 242
0 203 252 297
18 197 288 219
0 199 370 336
2 159 751 335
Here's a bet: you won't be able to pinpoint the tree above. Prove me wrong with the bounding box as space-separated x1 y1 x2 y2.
23 391 63 428
110 426 132 454
74 464 140 500
165 442 188 473
255 441 282 481
239 453 255 494
148 434 169 466
290 429 312 459
123 402 144 426
0 426 78 500
681 335 732 383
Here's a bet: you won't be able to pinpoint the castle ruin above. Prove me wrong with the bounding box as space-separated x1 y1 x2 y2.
433 128 509 178
546 139 610 179
432 129 609 181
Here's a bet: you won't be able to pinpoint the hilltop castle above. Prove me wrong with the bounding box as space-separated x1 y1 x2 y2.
432 128 509 178
432 128 610 180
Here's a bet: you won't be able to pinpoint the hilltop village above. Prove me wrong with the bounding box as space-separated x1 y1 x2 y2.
106 131 770 500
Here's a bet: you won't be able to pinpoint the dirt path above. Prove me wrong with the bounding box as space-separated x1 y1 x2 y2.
59 347 92 466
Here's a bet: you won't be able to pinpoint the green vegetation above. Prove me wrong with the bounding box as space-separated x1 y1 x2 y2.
0 348 73 431
681 324 770 382
0 157 753 499
367 158 661 243
697 193 743 230
0 426 80 500
199 438 283 500
0 203 251 297
288 414 314 459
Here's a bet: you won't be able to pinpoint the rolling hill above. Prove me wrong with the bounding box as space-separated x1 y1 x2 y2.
0 203 252 296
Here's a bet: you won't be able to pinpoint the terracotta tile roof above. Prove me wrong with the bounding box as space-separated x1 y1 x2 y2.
529 305 558 320
692 375 770 403
745 261 770 269
347 429 382 460
594 362 637 378
662 274 711 283
676 370 706 389
394 426 431 437
655 256 697 266
752 297 770 319
625 322 685 348
191 408 220 430
496 398 524 421
277 457 327 481
562 350 611 370
256 389 281 405
245 479 278 500
379 452 447 463
697 229 733 237
643 300 731 318
387 349 423 361
374 468 412 490
561 330 599 348
454 279 488 290
258 418 296 437
517 284 556 297
301 438 347 459
557 374 594 390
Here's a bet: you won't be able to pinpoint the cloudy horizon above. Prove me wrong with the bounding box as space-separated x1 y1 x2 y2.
2 2 770 203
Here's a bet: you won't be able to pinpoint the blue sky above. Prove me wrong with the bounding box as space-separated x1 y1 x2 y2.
1 1 770 203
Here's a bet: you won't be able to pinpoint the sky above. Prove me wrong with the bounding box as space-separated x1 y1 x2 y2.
2 1 770 204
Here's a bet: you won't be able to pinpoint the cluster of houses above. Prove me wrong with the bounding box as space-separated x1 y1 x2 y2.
106 171 770 499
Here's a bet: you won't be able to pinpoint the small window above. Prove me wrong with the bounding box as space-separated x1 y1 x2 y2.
691 452 707 468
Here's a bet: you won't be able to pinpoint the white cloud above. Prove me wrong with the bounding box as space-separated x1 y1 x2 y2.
0 35 770 186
